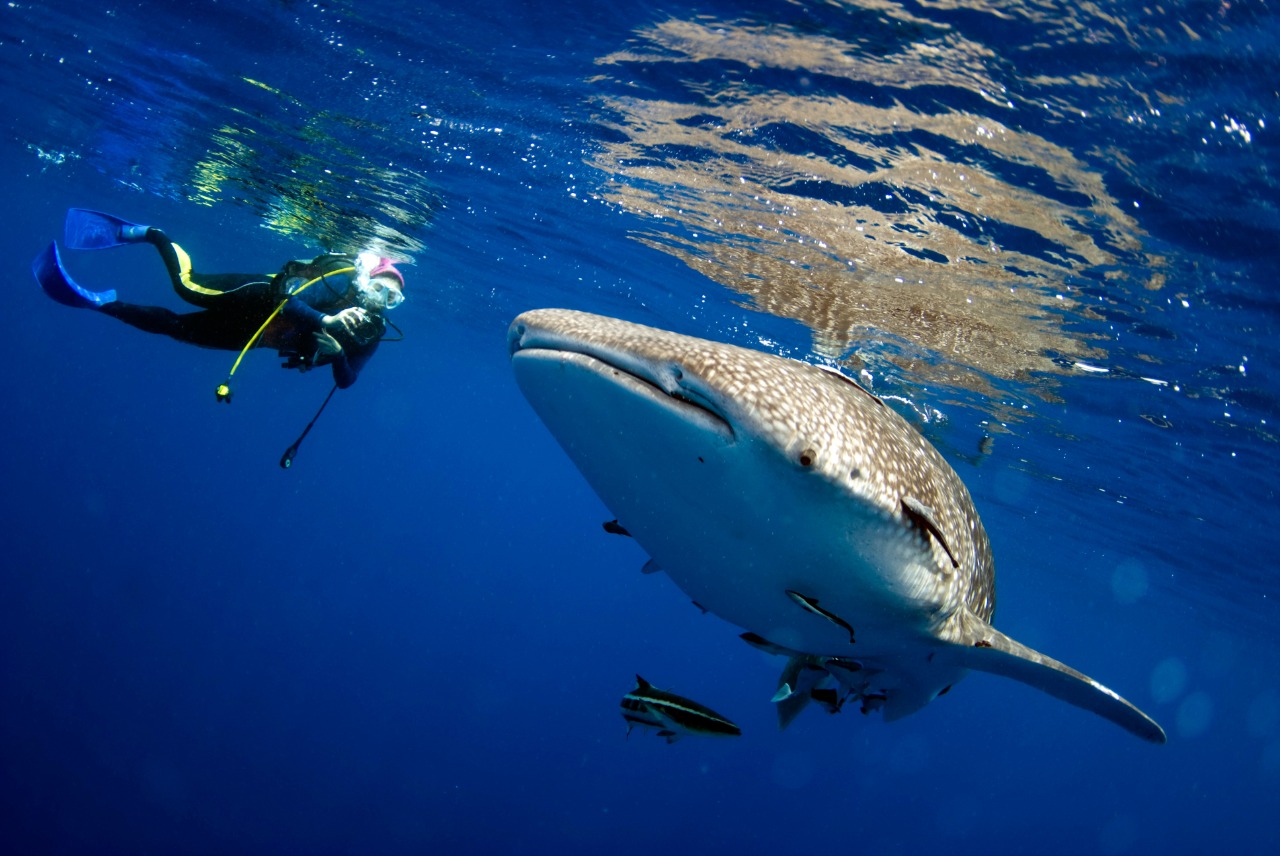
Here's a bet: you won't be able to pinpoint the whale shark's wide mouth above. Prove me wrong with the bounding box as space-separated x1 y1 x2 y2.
509 319 735 442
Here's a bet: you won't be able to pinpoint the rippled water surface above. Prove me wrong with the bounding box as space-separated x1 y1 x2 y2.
2 1 1277 853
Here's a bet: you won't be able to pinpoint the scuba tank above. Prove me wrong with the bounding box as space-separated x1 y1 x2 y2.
272 253 357 301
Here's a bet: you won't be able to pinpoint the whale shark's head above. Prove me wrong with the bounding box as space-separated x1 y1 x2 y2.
509 308 991 639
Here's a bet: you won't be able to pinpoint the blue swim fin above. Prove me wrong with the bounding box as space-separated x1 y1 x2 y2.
33 242 117 309
63 208 150 250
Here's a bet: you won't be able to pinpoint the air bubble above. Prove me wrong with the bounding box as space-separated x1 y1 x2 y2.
1150 657 1188 704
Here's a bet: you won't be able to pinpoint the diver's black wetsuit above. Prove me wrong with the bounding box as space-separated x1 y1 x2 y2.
100 230 383 388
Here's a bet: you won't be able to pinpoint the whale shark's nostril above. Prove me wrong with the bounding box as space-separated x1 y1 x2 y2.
658 364 685 395
508 324 528 355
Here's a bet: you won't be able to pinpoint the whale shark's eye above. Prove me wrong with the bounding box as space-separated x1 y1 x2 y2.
799 448 816 467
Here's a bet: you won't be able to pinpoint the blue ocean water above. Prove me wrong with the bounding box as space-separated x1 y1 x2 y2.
2 0 1278 852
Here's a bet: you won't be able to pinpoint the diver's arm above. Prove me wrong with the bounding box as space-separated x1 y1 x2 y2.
310 329 378 388
281 295 326 328
329 339 380 388
282 297 366 334
284 298 378 387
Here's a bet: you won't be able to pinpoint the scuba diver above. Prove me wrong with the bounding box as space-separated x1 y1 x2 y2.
32 208 405 393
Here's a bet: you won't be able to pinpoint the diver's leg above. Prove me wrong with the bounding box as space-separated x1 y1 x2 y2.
141 229 277 309
97 303 186 337
99 303 261 351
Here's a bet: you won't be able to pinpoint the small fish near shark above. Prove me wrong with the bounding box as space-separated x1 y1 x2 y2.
740 632 875 728
622 676 742 743
508 308 1166 744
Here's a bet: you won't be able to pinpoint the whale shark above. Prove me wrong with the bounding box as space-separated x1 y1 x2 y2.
508 308 1165 744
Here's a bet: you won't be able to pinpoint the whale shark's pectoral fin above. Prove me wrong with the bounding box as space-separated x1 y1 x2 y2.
955 612 1167 744
641 559 663 575
775 689 811 730
901 496 959 568
772 657 832 730
771 681 798 703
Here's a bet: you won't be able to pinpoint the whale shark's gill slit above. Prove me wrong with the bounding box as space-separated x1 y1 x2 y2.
814 363 884 407
901 496 960 569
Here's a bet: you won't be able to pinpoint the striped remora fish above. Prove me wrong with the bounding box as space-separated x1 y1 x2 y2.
621 676 741 743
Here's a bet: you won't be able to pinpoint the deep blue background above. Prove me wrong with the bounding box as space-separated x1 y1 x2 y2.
2 1 1278 853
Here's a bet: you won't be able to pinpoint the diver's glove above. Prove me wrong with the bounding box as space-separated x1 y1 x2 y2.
321 306 369 338
313 330 344 357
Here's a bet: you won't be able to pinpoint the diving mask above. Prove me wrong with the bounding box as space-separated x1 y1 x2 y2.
354 250 406 311
361 275 404 311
